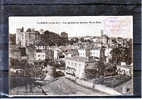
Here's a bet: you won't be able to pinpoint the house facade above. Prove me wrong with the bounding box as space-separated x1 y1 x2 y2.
78 49 90 58
34 50 46 61
65 56 88 79
16 27 40 47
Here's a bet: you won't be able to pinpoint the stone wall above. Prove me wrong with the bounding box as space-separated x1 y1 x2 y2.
76 79 122 95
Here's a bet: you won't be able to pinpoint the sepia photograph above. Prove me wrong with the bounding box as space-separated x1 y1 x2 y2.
9 16 133 96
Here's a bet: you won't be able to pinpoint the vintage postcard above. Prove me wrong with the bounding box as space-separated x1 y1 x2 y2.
9 16 133 96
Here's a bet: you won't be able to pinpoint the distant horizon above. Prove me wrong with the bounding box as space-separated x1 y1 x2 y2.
9 28 132 39
9 16 133 38
9 27 133 39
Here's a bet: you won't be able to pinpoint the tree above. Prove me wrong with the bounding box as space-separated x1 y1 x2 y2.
110 39 132 65
127 39 132 65
41 30 69 46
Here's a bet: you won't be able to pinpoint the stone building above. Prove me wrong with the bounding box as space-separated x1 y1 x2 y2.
78 48 101 59
64 56 100 80
78 48 90 58
34 50 46 61
16 27 40 47
16 27 24 46
90 48 101 58
65 56 88 80
25 29 40 47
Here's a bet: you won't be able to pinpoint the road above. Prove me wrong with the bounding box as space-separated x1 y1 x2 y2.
9 77 108 96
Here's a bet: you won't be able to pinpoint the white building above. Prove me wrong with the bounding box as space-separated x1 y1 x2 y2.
105 48 112 63
65 56 88 79
16 27 24 46
34 50 46 61
21 32 26 47
78 49 90 58
16 27 28 47
90 48 100 58
16 27 40 47
52 47 62 60
78 48 101 58
105 48 112 56
54 49 58 60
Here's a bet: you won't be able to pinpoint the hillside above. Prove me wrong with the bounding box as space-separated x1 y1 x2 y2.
41 30 67 46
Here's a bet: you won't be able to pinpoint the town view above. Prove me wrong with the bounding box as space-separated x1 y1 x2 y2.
9 26 133 96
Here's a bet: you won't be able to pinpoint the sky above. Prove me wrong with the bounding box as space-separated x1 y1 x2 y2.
9 16 133 38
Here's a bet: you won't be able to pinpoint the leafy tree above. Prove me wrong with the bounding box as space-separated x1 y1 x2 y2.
41 30 68 46
110 39 132 65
